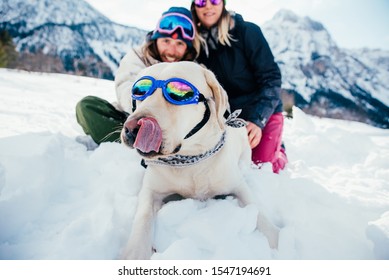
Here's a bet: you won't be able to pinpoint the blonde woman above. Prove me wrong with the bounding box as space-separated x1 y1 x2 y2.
191 0 287 173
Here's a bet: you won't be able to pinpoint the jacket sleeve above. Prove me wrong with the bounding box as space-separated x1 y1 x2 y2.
114 48 147 113
241 22 282 129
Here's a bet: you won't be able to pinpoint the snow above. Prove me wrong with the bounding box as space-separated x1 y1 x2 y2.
0 68 389 260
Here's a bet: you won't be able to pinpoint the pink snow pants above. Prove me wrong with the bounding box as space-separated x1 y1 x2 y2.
251 112 288 173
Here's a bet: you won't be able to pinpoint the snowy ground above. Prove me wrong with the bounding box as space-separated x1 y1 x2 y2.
0 68 388 260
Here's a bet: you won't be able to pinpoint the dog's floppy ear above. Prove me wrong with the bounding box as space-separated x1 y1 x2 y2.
203 67 229 129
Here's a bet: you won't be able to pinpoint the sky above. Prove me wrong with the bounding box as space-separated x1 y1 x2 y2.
1 68 389 264
84 0 389 51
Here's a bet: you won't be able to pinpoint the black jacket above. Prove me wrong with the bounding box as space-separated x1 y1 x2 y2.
197 13 283 129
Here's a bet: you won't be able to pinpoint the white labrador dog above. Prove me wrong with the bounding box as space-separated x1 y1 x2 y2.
120 61 279 259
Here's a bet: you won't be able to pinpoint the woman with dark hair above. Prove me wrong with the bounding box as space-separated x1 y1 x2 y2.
190 0 287 173
76 7 199 144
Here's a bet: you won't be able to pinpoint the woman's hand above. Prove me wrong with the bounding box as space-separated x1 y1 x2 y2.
246 121 262 148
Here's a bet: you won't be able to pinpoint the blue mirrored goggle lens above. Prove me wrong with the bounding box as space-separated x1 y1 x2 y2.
166 81 195 102
158 15 194 38
132 78 153 99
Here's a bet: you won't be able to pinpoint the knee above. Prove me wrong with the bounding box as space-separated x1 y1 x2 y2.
76 96 99 113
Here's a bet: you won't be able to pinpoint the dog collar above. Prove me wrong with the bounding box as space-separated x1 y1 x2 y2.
144 130 226 167
142 110 246 168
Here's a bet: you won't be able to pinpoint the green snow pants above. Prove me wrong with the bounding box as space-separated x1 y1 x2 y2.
75 96 128 144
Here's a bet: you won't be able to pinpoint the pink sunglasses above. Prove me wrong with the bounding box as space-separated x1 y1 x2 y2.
194 0 223 8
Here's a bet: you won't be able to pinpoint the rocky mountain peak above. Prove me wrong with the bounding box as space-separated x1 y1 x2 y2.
272 9 325 32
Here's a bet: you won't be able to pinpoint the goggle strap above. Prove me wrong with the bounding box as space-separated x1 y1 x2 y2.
184 94 210 139
132 98 137 112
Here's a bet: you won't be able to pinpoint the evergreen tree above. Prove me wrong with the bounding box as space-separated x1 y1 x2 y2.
0 30 18 68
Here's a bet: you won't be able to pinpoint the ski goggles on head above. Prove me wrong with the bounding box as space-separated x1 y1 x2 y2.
155 13 195 40
132 76 201 105
193 0 223 8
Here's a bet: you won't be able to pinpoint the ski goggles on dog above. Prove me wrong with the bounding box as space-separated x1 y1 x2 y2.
155 13 195 40
132 76 201 105
193 0 223 8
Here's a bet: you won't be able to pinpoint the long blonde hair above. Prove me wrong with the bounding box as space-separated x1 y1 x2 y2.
190 2 235 47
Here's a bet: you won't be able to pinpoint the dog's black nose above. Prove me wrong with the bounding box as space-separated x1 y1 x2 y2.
124 127 131 139
122 118 141 146
123 126 138 144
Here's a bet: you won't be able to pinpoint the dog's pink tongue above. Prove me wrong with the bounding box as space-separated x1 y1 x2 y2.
134 117 162 153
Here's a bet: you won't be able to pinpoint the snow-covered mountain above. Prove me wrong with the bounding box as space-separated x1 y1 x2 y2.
1 2 388 128
0 0 146 79
263 9 389 128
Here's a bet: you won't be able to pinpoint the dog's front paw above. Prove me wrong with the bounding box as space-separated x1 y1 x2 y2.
265 225 280 249
119 246 153 260
119 235 153 260
257 213 280 249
